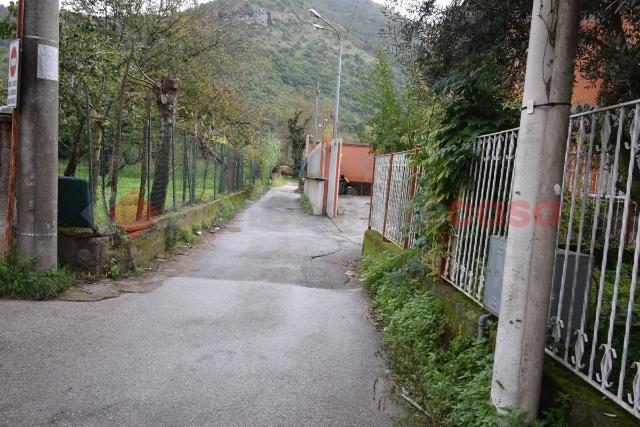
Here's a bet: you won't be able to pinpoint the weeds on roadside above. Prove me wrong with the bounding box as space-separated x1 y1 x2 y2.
0 254 76 300
300 193 313 215
361 252 570 427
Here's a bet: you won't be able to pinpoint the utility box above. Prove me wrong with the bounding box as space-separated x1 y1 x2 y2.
484 236 593 344
58 177 94 229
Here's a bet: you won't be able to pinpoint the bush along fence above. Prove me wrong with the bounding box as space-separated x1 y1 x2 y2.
369 98 640 420
58 113 263 236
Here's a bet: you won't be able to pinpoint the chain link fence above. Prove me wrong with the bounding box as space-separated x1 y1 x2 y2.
58 112 262 234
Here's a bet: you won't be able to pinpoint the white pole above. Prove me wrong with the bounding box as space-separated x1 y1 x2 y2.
491 0 580 421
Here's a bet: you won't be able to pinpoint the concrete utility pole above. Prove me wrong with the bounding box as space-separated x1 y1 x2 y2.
491 0 580 421
15 0 60 270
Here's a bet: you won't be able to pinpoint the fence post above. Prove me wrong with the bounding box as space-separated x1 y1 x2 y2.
403 146 420 249
171 125 176 212
368 155 376 230
381 154 394 240
182 132 188 207
191 136 197 204
147 115 152 221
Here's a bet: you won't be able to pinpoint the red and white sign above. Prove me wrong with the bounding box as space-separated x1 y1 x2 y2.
7 39 19 108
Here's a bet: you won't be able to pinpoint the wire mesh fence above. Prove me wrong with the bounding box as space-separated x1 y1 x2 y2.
58 114 262 235
369 150 418 248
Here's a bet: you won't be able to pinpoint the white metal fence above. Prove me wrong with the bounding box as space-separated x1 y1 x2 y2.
548 101 640 418
368 99 640 419
443 129 518 302
369 150 418 248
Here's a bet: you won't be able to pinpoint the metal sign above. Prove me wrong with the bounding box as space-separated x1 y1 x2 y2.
7 39 19 108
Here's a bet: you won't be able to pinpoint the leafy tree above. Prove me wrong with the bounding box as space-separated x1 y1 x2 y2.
384 0 640 104
287 111 310 175
360 50 432 154
0 2 16 40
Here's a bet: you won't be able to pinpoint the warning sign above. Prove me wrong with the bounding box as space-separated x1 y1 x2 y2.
7 39 19 108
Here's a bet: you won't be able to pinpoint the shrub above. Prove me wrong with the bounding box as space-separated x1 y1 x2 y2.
361 252 568 426
0 254 76 300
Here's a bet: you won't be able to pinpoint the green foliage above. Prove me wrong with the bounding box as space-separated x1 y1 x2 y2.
0 2 16 40
105 258 121 279
360 50 431 154
271 177 286 188
166 218 183 250
300 193 312 215
362 252 497 426
361 251 570 427
288 111 310 175
384 0 640 106
218 198 241 221
0 254 76 300
258 133 282 182
409 70 518 273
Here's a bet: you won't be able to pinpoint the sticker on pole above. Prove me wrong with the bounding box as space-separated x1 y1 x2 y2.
7 39 19 108
37 44 58 82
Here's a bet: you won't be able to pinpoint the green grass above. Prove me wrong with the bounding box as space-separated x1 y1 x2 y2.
271 176 287 187
59 160 254 230
361 251 570 427
300 193 313 215
0 255 77 300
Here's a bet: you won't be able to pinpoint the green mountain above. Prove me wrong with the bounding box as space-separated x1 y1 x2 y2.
204 0 394 144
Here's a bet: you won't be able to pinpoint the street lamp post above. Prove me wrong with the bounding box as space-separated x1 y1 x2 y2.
309 9 342 145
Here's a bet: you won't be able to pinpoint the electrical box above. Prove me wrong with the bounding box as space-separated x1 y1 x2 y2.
58 177 94 229
484 236 593 344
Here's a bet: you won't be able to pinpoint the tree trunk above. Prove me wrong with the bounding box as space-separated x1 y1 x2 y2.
90 115 106 202
64 114 86 177
136 93 152 221
108 55 132 217
150 76 181 214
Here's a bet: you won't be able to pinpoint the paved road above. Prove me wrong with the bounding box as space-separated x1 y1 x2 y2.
0 184 404 426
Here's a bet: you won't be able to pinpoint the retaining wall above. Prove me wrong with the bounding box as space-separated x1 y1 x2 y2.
59 191 249 275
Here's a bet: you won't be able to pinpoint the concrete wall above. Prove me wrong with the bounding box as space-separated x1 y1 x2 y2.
303 178 325 216
362 228 639 427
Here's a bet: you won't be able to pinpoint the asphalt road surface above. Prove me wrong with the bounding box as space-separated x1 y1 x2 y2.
0 184 404 426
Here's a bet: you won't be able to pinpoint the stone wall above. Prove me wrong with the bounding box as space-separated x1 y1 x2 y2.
59 191 249 275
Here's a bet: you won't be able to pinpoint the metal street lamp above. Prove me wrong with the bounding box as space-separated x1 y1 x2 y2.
308 8 342 145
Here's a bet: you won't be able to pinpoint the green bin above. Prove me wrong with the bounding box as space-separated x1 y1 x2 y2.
58 177 94 228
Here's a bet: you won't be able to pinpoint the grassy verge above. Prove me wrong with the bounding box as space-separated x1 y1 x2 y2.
0 255 77 300
361 251 569 427
271 176 291 187
300 193 313 215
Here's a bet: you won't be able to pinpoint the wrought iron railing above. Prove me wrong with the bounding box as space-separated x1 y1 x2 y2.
443 129 518 302
368 98 640 418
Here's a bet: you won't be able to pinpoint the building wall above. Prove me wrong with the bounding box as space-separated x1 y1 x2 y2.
340 144 374 184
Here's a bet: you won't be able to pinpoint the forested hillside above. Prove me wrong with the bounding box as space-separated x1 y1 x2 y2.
203 0 395 144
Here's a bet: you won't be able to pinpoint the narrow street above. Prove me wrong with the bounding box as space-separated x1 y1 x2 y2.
0 184 404 426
